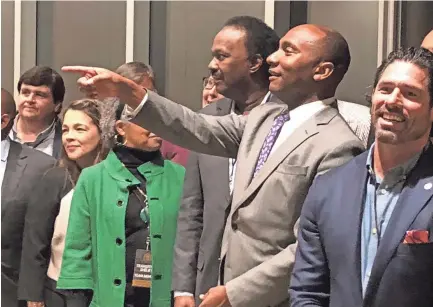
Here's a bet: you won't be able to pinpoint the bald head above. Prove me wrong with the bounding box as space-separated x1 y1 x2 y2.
1 88 17 140
421 30 433 52
308 25 351 81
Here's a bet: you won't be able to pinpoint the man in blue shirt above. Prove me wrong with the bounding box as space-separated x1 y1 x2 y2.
290 47 433 307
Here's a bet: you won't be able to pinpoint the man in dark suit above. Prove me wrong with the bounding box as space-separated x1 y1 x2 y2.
9 66 64 158
290 47 433 307
172 16 279 307
1 88 56 307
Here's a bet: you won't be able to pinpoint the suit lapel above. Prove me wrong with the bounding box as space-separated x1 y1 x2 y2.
231 106 283 207
343 154 368 303
1 142 28 211
52 120 62 159
364 146 433 304
233 105 338 212
216 98 234 116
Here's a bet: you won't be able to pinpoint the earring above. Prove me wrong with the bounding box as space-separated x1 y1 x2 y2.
115 134 123 144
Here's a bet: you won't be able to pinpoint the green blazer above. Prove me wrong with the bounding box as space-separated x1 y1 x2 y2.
57 150 185 307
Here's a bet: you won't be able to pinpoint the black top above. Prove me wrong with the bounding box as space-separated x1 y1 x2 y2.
113 144 161 307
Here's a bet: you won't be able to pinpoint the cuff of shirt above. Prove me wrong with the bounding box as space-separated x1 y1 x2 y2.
173 291 194 297
130 92 149 117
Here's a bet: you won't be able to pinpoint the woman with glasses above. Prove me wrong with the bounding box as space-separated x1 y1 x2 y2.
202 76 225 108
57 103 185 307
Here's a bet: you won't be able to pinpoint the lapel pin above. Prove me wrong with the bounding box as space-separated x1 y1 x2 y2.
424 182 433 190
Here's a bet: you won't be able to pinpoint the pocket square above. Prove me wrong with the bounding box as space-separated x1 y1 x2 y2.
403 230 429 244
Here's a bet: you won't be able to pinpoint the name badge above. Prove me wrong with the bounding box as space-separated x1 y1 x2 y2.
132 249 152 288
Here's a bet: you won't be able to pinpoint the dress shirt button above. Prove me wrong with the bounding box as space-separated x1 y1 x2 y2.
117 200 123 207
114 279 122 286
116 238 123 245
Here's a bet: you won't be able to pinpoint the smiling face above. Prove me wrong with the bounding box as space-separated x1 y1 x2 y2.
266 25 327 103
372 61 433 145
62 109 101 168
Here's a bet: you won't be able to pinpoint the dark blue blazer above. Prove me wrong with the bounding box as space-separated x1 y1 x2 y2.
290 145 433 307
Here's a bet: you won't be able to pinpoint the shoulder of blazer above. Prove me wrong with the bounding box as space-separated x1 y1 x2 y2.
11 141 56 166
199 98 234 116
315 150 369 185
163 159 186 179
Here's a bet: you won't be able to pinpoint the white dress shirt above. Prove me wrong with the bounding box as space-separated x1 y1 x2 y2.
1 138 11 188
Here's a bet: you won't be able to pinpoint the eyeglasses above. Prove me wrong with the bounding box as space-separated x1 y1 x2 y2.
203 76 216 90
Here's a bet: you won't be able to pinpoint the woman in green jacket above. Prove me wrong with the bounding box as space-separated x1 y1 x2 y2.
57 103 185 307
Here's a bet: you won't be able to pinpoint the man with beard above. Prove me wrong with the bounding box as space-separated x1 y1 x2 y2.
290 47 433 307
61 24 364 307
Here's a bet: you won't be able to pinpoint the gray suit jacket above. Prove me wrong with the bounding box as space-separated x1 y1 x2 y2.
132 91 365 307
337 100 373 148
171 98 234 303
1 141 56 306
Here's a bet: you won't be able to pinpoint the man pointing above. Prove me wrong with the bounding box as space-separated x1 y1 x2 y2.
63 24 364 307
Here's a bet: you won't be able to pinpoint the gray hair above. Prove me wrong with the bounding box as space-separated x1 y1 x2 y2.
115 62 155 87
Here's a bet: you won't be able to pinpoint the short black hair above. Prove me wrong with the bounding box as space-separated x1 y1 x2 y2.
316 29 351 83
17 66 65 104
373 47 433 107
223 16 279 83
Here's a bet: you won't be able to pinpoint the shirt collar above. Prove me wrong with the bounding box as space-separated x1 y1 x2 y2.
10 115 57 144
230 91 271 114
1 138 11 162
289 97 335 120
366 141 429 181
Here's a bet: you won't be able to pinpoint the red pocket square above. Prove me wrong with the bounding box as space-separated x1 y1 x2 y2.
403 230 429 244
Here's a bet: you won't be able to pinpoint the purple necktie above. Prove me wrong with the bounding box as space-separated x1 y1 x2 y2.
253 112 290 177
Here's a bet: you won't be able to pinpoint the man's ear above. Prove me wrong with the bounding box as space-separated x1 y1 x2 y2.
115 120 127 137
313 62 335 82
249 54 264 74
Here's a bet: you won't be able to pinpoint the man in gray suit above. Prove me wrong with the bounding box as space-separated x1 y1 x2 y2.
63 24 365 307
172 17 279 307
1 88 56 307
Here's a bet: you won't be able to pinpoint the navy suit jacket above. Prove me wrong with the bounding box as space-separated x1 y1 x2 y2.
290 145 433 307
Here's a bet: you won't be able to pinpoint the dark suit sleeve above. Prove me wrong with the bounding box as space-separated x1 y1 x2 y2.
18 167 72 301
172 151 204 293
289 179 330 307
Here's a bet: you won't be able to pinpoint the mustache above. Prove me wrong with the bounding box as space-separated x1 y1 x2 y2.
374 106 406 120
210 71 223 80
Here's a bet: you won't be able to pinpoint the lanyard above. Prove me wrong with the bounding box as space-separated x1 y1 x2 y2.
132 186 150 225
